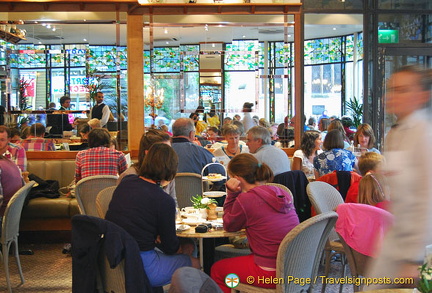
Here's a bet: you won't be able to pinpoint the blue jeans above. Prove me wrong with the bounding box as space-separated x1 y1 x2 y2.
140 249 192 287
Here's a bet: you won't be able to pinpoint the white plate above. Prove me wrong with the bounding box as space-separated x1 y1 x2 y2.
176 224 191 232
203 191 226 198
202 176 227 182
182 218 204 226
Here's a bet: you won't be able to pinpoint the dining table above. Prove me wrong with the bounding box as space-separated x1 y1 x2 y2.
176 223 245 274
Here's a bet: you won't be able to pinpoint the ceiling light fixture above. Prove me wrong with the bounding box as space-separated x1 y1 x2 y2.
164 28 168 34
205 24 208 32
83 38 87 42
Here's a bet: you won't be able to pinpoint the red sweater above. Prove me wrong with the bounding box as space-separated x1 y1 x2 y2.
223 185 299 268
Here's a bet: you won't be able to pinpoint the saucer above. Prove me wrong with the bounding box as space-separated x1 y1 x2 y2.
176 224 191 232
182 218 204 226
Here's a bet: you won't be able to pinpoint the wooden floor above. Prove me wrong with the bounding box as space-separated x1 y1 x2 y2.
0 242 354 293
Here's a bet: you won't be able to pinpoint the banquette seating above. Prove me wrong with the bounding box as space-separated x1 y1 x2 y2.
20 152 80 232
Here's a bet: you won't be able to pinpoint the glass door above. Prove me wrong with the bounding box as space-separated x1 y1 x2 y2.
377 47 432 146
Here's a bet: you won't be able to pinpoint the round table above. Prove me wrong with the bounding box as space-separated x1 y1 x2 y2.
177 225 245 274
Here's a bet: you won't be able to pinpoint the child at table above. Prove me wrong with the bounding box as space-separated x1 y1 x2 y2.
211 153 299 292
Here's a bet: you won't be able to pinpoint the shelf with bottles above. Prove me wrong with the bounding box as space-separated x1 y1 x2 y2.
0 21 26 44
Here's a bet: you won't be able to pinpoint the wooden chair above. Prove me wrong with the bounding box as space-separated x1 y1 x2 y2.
306 181 346 293
232 211 338 293
0 181 35 293
75 175 118 217
174 172 202 209
96 186 117 218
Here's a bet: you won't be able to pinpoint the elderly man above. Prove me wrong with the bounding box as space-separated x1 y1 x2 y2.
0 126 27 172
246 126 290 176
20 123 56 151
171 117 223 175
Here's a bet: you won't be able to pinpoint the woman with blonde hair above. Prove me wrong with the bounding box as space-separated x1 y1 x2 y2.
211 153 299 292
212 124 249 165
358 173 389 210
354 123 380 154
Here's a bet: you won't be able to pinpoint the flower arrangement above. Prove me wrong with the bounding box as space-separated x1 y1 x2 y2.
191 194 217 209
418 263 432 293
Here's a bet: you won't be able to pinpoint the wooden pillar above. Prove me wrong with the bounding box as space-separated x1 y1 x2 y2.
127 14 144 153
294 11 304 149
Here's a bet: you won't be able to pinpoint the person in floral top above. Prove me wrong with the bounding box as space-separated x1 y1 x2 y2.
313 129 356 178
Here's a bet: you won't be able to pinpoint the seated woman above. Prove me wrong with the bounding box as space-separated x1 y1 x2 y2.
105 143 199 287
211 153 299 292
358 173 390 210
313 129 356 178
291 130 322 180
117 129 177 207
328 119 350 149
353 123 381 154
212 124 249 166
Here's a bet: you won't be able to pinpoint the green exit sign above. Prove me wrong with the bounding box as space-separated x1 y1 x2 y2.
378 29 399 43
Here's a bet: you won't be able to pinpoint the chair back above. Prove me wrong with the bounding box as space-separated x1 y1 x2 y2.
277 211 338 292
335 203 393 291
336 203 393 258
174 172 202 209
2 181 35 244
75 175 118 216
307 181 344 214
265 183 293 200
96 186 117 219
273 170 310 222
99 254 126 293
72 215 153 293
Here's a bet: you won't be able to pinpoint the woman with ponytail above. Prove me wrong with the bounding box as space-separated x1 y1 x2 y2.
211 153 300 292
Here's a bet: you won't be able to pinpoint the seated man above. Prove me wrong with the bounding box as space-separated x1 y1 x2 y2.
21 123 56 151
246 126 290 176
0 126 27 172
171 117 223 175
75 128 127 182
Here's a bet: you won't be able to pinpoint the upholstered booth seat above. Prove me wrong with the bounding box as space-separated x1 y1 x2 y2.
21 197 78 219
20 153 80 232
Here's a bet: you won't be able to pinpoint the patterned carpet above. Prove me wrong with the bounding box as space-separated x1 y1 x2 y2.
0 243 72 292
0 243 353 293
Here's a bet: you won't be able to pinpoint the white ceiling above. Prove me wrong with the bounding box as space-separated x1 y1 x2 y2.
8 12 363 46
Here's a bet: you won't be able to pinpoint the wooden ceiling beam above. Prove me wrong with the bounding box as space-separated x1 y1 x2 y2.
0 1 302 15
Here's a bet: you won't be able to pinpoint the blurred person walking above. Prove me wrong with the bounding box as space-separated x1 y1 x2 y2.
365 65 432 290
